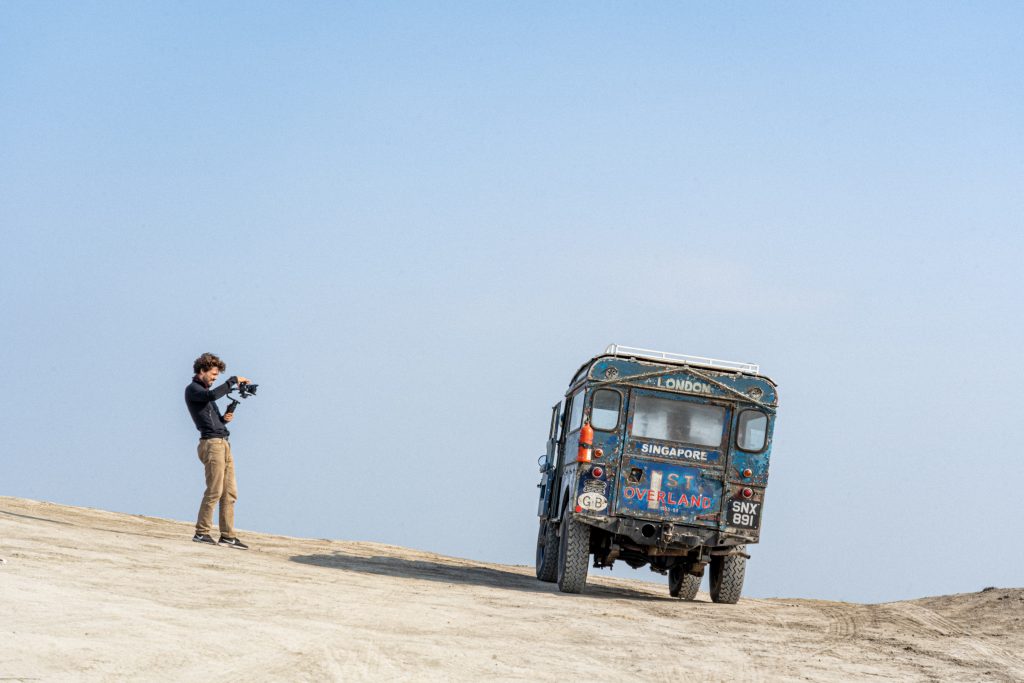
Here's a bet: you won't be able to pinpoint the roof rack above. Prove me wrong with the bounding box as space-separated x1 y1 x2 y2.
603 344 760 375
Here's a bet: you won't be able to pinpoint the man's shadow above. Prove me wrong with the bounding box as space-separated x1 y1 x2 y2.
290 551 669 601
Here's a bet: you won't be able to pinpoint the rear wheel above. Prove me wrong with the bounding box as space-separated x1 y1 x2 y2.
669 566 701 600
556 512 590 594
709 545 747 604
535 519 558 582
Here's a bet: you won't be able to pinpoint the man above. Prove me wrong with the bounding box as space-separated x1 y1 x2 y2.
185 352 251 549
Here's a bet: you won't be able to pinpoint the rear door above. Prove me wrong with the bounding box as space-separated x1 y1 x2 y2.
612 388 731 529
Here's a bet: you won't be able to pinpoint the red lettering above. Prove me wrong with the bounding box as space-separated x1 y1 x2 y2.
666 493 681 507
656 491 666 503
702 497 712 509
627 487 658 501
689 495 699 507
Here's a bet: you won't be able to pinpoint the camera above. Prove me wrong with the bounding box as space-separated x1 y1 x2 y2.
225 381 259 416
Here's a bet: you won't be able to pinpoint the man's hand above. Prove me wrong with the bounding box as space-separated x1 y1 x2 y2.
236 376 250 384
224 413 234 423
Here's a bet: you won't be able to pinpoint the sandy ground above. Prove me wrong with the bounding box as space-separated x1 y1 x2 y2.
1 497 1022 682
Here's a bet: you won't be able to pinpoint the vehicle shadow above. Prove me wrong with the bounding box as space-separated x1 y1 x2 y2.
290 551 670 601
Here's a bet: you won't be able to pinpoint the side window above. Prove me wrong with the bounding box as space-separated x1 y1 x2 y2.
737 410 768 452
591 389 621 431
568 389 585 433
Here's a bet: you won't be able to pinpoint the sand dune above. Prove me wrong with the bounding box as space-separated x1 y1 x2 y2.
1 497 1021 682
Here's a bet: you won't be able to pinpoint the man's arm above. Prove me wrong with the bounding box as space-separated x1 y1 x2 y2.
186 376 238 403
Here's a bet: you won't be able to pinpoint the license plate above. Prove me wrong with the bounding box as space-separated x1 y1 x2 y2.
726 498 761 529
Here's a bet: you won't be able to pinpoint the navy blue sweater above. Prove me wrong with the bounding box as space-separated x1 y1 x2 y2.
185 375 237 439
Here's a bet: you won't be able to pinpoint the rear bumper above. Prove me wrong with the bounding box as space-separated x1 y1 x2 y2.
576 513 757 551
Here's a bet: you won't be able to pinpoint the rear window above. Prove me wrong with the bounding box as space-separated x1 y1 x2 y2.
630 394 725 447
737 410 768 451
590 389 621 431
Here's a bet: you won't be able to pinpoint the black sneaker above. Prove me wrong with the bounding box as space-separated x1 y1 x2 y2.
218 537 249 550
192 533 216 545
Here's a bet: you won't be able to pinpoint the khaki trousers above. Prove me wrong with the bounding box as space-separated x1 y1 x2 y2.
195 438 237 537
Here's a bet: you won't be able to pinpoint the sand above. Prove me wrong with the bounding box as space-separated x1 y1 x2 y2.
1 496 1022 682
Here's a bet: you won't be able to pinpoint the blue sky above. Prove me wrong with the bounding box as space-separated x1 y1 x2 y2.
2 1 1022 602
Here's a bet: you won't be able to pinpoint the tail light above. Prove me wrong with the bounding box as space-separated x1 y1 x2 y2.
742 487 753 499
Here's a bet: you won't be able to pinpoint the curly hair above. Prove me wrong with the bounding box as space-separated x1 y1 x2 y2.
193 353 226 374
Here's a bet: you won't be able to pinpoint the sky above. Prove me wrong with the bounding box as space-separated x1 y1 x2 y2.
1 1 1022 603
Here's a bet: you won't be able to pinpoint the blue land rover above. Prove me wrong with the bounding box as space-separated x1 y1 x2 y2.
535 345 779 602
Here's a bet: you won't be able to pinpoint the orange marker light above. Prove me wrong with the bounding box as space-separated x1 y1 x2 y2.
577 423 594 463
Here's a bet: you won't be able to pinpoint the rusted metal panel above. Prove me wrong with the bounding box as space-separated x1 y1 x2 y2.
611 458 722 526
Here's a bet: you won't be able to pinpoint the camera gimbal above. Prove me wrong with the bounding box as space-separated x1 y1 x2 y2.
225 381 259 417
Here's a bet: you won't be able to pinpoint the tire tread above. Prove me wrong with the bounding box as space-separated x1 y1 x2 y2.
678 573 701 601
535 520 558 583
557 514 590 594
710 545 746 604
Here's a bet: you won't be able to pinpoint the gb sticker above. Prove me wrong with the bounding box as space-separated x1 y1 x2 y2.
577 491 608 512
